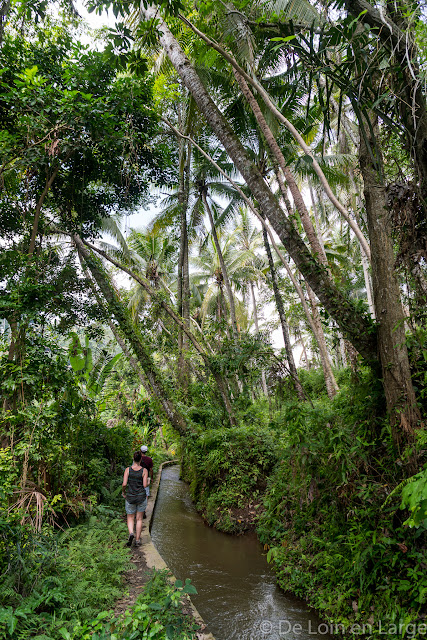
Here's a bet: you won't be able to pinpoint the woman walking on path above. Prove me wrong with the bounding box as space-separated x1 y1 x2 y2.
122 451 148 547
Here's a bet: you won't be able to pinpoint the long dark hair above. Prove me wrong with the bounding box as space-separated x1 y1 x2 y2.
133 450 142 463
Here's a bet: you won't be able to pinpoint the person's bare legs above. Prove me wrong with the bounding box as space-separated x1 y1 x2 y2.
135 510 143 542
126 514 135 546
127 514 135 535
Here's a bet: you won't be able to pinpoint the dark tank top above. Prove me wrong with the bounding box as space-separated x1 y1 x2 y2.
127 466 145 500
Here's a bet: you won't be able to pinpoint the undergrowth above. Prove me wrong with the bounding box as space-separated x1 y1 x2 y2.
0 509 131 639
66 569 200 640
256 369 427 637
181 367 426 636
181 423 279 533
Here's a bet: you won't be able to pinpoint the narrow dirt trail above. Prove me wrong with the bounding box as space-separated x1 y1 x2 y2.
114 543 151 616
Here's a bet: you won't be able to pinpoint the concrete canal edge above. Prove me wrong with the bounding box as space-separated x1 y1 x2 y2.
140 460 216 640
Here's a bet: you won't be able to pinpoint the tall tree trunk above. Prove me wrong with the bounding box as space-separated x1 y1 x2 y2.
347 169 376 319
361 249 376 319
249 281 269 397
305 284 339 398
308 178 326 256
262 226 306 400
202 190 239 341
234 69 341 267
140 4 377 363
307 182 347 375
177 138 191 389
0 1 11 47
298 331 310 368
79 236 237 427
359 114 421 442
338 331 348 368
74 234 189 435
273 242 338 398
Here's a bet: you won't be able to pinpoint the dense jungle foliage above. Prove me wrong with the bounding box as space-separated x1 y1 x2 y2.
1 0 427 638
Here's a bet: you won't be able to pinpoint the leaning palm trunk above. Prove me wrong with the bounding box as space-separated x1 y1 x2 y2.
83 261 154 396
77 236 237 426
275 247 338 398
305 284 339 398
249 281 269 397
182 14 371 261
262 226 306 400
73 234 189 435
140 5 377 363
359 114 421 443
234 70 333 267
108 320 153 394
202 190 239 341
242 83 341 385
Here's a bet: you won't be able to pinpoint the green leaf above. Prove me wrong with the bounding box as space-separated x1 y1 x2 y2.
182 584 198 595
270 35 296 42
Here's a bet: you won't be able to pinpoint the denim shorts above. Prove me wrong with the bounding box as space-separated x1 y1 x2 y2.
125 497 147 515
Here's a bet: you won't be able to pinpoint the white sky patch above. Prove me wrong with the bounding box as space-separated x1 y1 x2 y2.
74 0 113 29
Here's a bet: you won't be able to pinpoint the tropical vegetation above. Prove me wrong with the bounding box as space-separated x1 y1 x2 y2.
1 0 426 637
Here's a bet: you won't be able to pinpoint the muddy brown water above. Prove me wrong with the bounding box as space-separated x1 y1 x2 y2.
151 466 334 640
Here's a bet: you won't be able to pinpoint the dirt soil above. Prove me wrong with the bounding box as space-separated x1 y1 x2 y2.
114 544 151 617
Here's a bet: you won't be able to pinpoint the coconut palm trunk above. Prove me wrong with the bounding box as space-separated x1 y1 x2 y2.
177 136 191 388
73 234 189 435
249 281 269 397
77 235 237 427
139 4 377 364
346 170 376 319
298 332 310 369
269 239 338 398
305 284 339 398
262 226 306 400
201 189 239 341
233 69 343 266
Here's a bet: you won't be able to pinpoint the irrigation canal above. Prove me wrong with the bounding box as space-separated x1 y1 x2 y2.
150 466 333 640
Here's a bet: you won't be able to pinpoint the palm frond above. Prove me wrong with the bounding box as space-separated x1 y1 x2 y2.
100 216 131 259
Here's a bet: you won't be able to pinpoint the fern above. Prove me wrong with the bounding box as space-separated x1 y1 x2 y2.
0 514 131 639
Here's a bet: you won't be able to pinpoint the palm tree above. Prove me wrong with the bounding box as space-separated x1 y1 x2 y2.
138 3 380 369
190 228 249 334
232 209 269 395
262 225 306 400
126 227 177 318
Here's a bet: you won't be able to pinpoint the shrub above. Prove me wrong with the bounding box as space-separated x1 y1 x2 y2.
181 425 279 532
0 510 131 639
67 570 200 640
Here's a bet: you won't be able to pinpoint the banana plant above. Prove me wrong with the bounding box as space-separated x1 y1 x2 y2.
68 332 122 411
